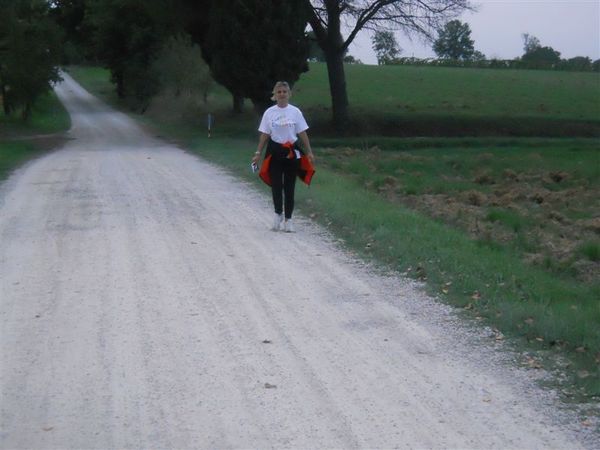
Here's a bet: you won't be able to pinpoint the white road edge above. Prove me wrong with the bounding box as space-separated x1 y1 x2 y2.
0 72 595 449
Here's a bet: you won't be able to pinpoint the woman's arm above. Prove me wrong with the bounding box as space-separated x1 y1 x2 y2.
253 133 270 163
298 131 315 163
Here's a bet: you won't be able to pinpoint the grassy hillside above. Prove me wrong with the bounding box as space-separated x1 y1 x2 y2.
296 63 600 120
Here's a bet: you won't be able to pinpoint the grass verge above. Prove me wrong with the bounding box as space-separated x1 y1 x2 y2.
0 89 71 182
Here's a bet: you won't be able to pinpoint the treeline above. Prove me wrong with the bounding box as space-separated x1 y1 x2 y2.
16 2 597 129
370 22 599 73
385 56 600 72
1 0 476 130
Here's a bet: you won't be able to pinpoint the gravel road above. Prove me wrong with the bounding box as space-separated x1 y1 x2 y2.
0 73 593 449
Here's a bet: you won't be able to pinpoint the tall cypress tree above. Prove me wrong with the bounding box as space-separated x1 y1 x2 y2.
204 0 310 113
86 0 183 109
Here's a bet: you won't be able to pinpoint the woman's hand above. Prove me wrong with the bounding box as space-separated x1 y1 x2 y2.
254 133 269 164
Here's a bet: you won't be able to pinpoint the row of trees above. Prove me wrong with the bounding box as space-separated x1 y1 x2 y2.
382 56 600 73
2 0 472 130
371 21 599 72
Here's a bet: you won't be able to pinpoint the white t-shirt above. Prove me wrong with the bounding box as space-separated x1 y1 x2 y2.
258 104 309 144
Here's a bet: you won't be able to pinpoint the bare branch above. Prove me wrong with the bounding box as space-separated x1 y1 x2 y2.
308 1 473 52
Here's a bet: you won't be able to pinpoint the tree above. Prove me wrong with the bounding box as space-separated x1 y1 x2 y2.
151 34 213 102
0 0 63 119
472 50 485 61
305 0 471 131
557 56 592 72
49 0 94 64
433 20 474 60
520 36 561 70
371 30 401 65
521 46 561 69
522 33 541 54
343 55 362 64
203 0 310 113
520 34 561 70
86 0 182 110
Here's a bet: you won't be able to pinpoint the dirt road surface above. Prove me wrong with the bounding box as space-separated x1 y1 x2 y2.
0 73 593 449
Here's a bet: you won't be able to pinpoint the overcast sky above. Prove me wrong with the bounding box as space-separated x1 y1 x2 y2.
348 0 600 64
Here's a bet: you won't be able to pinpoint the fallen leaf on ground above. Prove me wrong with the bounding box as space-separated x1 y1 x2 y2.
264 383 277 389
524 357 542 369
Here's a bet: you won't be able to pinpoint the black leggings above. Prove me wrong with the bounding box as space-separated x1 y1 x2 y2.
269 155 299 219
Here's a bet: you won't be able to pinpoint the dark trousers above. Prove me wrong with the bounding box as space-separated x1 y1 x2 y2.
269 156 299 219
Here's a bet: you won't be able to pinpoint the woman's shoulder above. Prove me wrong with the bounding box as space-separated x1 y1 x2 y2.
287 103 304 114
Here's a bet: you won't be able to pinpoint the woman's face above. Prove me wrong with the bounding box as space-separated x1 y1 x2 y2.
274 86 290 105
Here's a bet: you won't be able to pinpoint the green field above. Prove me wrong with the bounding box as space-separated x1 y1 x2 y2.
31 64 600 398
297 63 600 120
293 64 600 137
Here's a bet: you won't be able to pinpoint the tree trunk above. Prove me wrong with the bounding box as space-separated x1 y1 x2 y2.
22 101 31 121
251 97 272 115
1 84 10 116
312 0 350 133
113 71 125 99
325 50 349 132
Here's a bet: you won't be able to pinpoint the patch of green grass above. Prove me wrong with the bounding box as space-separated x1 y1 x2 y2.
0 90 70 181
1 90 71 136
486 208 530 232
0 141 40 181
579 241 600 262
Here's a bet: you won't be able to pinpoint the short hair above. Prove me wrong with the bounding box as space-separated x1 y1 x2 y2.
271 81 291 101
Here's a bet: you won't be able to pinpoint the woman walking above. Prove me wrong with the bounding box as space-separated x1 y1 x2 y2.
252 81 315 232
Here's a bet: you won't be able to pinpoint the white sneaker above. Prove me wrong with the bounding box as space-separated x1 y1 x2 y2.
272 213 283 231
284 219 295 233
